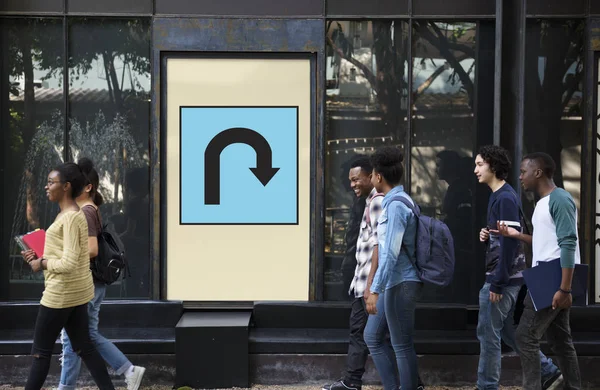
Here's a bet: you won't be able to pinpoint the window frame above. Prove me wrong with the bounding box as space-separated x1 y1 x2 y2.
0 15 153 301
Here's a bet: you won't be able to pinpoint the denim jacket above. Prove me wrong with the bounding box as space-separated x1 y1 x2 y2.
370 186 420 294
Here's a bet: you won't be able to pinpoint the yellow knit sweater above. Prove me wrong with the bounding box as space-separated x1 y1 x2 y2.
41 210 94 309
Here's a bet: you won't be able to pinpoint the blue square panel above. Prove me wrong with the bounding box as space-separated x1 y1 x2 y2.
180 106 298 224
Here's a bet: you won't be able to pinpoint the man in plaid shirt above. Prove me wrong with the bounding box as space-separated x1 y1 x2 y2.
323 156 383 390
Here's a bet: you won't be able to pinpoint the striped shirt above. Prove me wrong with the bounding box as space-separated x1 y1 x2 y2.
349 188 383 298
41 210 94 309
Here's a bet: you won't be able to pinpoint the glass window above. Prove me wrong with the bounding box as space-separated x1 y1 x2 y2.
324 20 489 304
325 20 410 301
524 20 584 213
68 18 151 298
1 17 151 301
411 21 478 303
1 18 64 300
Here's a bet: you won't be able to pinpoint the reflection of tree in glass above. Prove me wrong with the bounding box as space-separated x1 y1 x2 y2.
326 21 476 143
68 18 151 111
5 19 63 270
10 111 144 256
10 112 63 241
413 22 475 105
68 19 151 226
4 19 150 291
524 20 584 190
69 111 144 211
5 17 150 234
6 19 63 151
7 18 150 148
327 21 409 144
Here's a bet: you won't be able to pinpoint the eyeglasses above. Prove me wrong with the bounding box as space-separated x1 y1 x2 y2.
47 180 62 186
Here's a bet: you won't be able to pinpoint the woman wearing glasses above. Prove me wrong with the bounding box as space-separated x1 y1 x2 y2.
21 162 114 390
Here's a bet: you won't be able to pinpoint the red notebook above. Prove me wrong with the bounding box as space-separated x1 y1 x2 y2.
21 229 46 258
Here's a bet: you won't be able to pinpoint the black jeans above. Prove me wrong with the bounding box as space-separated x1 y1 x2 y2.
345 297 370 384
515 293 581 390
342 258 358 301
513 284 529 325
25 303 115 390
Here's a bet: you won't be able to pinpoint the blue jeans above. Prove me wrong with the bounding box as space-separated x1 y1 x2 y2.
365 282 422 390
59 282 132 390
477 283 559 390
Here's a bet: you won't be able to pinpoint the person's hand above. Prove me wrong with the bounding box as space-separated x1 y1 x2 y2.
479 227 490 242
489 291 503 303
366 293 378 315
363 289 371 301
490 222 520 238
21 250 37 263
30 258 43 273
552 290 572 310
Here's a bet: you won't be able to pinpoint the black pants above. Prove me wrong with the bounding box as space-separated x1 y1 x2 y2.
25 303 115 390
515 293 581 390
342 257 357 301
345 297 370 384
513 284 528 325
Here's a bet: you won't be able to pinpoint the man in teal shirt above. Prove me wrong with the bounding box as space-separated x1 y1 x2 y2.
497 152 581 390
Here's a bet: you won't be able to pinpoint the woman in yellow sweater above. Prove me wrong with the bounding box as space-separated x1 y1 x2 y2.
21 162 114 390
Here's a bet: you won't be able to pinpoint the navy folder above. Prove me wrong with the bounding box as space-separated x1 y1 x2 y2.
522 258 589 311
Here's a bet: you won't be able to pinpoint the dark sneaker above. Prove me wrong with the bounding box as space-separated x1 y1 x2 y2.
542 372 564 390
322 380 362 390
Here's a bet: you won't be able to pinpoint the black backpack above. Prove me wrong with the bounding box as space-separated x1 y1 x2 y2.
92 222 130 285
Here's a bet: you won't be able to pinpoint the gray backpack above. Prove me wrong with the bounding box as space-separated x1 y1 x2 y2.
392 196 456 287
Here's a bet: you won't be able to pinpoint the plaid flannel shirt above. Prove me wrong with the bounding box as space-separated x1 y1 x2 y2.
349 187 383 298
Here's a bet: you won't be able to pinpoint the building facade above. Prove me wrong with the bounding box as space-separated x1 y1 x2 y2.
1 0 600 386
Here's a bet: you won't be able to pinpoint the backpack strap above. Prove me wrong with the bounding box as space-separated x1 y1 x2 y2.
505 188 531 236
81 204 102 235
390 195 420 217
388 195 419 269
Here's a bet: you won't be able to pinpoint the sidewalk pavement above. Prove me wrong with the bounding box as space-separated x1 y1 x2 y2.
1 386 522 390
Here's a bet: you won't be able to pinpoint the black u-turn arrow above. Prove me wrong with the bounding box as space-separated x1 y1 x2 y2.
204 127 280 205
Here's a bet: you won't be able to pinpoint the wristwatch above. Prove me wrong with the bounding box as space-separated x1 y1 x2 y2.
559 288 572 294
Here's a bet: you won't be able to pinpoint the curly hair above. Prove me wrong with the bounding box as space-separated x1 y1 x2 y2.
350 156 373 174
370 146 404 185
477 145 511 180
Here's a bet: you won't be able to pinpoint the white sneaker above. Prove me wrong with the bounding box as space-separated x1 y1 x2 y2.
125 365 146 390
545 374 564 390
